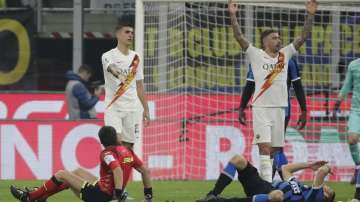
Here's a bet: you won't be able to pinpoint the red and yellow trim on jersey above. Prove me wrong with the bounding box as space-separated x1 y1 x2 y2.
107 54 140 109
253 52 285 102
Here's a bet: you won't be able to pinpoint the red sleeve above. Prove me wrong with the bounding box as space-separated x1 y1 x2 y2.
101 151 121 170
132 153 143 168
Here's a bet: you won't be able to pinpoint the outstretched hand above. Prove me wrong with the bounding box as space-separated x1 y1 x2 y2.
228 0 238 15
306 0 318 15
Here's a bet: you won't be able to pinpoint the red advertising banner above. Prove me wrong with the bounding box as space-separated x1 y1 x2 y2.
0 93 354 181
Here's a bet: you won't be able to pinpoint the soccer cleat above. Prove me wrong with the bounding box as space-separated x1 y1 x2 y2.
355 187 360 200
10 185 30 202
24 187 46 202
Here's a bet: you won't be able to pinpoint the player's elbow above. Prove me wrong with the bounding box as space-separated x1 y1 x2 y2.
318 165 330 175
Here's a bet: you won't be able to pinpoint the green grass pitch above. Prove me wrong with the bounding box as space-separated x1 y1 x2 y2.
0 180 356 201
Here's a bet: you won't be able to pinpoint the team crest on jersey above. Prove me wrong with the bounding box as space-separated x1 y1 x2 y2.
123 157 134 164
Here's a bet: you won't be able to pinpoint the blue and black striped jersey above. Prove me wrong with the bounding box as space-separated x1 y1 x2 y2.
272 178 324 202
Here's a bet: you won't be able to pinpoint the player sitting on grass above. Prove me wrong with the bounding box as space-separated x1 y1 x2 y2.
10 126 153 202
197 154 335 202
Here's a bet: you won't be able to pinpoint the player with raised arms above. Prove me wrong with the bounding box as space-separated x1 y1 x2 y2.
228 0 316 182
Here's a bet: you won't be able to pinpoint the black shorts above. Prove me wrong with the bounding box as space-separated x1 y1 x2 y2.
237 163 273 196
80 182 112 202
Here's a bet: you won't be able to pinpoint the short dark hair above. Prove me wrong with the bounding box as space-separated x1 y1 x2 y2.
260 29 279 49
98 126 118 147
115 16 135 32
78 64 92 74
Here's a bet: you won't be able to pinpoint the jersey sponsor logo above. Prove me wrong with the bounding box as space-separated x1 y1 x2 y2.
117 68 130 76
288 178 302 195
253 52 285 102
262 63 283 72
104 154 116 165
123 157 134 164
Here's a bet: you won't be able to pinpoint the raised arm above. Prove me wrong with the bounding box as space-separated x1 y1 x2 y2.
281 161 327 181
292 0 318 50
313 164 331 187
228 0 249 50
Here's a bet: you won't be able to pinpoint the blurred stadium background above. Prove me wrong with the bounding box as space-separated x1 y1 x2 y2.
0 0 360 201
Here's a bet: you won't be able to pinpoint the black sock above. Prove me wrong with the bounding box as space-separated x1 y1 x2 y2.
272 163 276 179
209 173 233 196
355 187 360 199
278 169 284 180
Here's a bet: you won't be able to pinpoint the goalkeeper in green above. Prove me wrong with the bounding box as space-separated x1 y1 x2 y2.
334 58 360 185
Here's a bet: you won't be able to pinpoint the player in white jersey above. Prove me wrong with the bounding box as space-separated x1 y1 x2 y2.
228 0 317 182
101 21 149 148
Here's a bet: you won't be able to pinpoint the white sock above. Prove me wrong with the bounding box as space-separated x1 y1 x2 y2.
260 155 272 183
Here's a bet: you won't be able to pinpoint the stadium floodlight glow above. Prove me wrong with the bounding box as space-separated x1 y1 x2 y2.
136 0 360 180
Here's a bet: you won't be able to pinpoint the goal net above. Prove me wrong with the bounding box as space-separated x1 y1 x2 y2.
135 0 360 181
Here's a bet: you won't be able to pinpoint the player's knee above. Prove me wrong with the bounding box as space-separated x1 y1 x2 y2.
55 170 68 180
230 155 247 169
268 190 283 202
348 134 359 144
140 166 150 175
72 167 84 176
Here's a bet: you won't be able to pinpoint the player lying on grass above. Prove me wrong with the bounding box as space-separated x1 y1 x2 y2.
10 126 153 202
197 154 335 202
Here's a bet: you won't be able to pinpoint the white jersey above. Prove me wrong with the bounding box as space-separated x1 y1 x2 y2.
101 48 144 111
246 43 297 107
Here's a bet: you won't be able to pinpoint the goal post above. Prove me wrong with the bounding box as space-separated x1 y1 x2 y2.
136 0 360 181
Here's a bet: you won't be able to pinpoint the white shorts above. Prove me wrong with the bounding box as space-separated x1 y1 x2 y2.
104 109 142 144
252 107 285 147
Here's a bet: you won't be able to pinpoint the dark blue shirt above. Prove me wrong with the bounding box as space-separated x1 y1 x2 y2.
272 178 324 202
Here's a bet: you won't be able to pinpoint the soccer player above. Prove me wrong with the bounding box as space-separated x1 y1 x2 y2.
333 59 360 188
239 59 307 180
197 154 335 202
10 126 153 202
228 0 317 182
101 20 150 149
